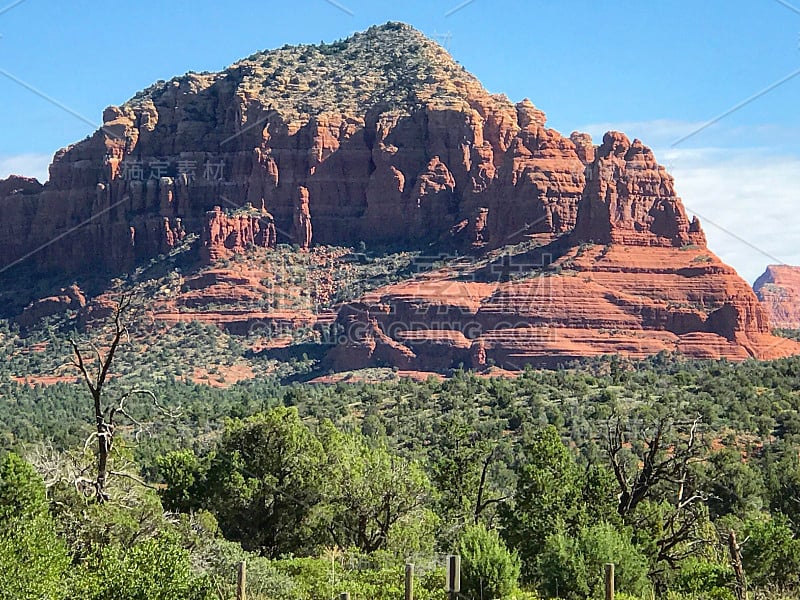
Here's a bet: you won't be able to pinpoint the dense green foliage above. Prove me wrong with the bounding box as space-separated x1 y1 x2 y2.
537 522 650 600
0 453 69 600
4 348 800 597
457 523 521 599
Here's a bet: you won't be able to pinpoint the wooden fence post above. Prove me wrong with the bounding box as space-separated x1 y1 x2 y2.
447 555 461 600
604 563 614 600
405 563 414 600
237 560 246 600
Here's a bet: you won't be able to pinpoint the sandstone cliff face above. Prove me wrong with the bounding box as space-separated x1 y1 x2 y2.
754 265 800 330
325 126 797 370
484 100 585 245
321 89 799 370
0 175 42 198
1 23 797 369
0 23 595 275
572 132 706 248
17 284 86 328
328 244 798 371
200 206 276 262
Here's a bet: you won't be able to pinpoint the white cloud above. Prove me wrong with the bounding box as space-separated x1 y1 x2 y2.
663 148 800 284
0 153 51 183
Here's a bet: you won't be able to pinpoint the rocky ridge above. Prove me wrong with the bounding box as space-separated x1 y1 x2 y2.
1 22 798 370
0 23 590 275
754 265 800 330
328 243 797 371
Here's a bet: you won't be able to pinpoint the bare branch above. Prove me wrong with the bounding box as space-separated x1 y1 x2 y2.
604 413 710 571
69 338 96 397
65 294 167 504
96 297 129 392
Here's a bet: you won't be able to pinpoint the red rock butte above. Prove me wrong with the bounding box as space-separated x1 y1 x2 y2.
1 22 798 368
754 265 800 330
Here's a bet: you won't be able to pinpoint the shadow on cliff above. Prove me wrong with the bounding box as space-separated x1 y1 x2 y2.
0 235 201 327
245 343 332 384
466 235 573 283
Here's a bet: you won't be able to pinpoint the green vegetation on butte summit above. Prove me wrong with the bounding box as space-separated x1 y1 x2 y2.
127 22 488 119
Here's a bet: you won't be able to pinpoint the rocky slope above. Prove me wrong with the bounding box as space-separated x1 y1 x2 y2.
328 242 797 370
754 265 800 330
327 128 799 369
0 23 583 275
1 22 798 370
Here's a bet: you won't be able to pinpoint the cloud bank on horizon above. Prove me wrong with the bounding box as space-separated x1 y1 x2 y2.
670 150 800 284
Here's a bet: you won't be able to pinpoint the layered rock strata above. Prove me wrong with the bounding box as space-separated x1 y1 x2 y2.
0 24 593 274
754 265 800 330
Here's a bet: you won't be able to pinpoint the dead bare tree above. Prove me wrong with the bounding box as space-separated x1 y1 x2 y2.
604 415 711 570
728 529 748 600
68 295 172 503
473 444 509 524
607 416 704 515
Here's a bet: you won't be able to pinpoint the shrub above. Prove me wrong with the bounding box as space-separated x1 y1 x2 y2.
457 523 521 600
670 558 734 600
537 522 650 600
71 532 213 600
0 453 69 600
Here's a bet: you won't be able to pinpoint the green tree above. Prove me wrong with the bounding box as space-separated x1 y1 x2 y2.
537 522 649 600
670 557 734 600
321 423 437 555
699 447 765 519
157 448 202 513
0 453 69 600
582 464 623 529
71 532 213 600
741 515 800 589
501 425 584 580
201 407 327 557
457 523 521 600
762 440 800 532
44 446 170 561
536 524 588 600
578 523 649 598
430 416 510 533
264 552 446 600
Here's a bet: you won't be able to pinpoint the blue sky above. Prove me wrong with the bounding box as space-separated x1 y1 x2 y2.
1 0 799 281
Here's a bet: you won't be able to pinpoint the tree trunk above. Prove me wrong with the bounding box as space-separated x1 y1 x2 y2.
728 530 747 600
94 391 110 501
